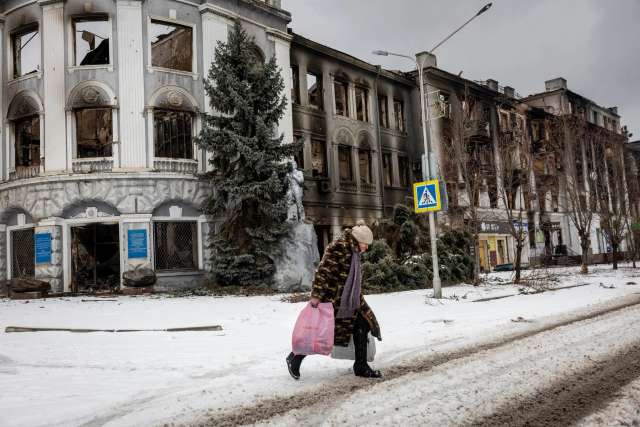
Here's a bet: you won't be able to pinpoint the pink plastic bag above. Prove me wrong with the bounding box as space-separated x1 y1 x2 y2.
291 302 334 356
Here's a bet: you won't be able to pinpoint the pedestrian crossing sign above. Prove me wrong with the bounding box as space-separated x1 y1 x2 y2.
413 179 442 213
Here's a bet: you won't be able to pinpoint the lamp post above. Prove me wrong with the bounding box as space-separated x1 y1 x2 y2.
373 3 492 298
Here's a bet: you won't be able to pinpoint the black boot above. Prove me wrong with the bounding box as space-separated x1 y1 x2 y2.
352 314 382 378
286 352 305 380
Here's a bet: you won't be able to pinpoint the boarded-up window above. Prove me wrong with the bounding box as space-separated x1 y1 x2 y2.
154 110 193 159
307 72 323 109
311 139 327 177
74 17 110 66
76 108 113 158
15 116 40 167
154 222 198 271
150 20 193 72
378 95 389 128
334 80 349 117
12 26 40 78
394 99 405 132
383 152 392 187
355 87 369 122
359 149 372 184
398 155 409 187
339 146 353 182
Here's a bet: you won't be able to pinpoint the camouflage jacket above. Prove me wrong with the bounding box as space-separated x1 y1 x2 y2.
311 229 381 347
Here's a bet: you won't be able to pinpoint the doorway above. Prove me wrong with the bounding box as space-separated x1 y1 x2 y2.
71 223 120 292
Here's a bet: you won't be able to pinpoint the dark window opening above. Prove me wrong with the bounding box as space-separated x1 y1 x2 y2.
393 99 405 132
12 27 40 78
291 65 300 104
150 20 193 72
355 87 369 122
15 116 40 167
334 80 349 117
358 149 372 184
307 72 323 109
293 135 304 169
154 222 198 271
154 110 194 159
378 95 389 128
383 152 393 187
74 17 110 66
71 223 120 292
76 108 113 158
338 146 353 182
311 139 327 177
398 156 409 187
11 229 35 279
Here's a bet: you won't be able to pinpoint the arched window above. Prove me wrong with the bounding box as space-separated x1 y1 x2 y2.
7 91 43 179
68 83 117 160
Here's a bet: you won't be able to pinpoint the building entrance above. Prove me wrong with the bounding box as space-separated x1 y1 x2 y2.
71 223 120 292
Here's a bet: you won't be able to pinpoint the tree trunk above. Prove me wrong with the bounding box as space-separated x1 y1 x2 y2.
514 241 523 284
473 232 481 285
580 236 590 274
612 242 618 270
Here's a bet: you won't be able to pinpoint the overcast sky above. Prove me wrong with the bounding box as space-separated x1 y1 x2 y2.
284 0 640 139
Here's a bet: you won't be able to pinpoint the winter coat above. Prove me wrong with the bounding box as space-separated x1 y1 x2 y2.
311 229 381 347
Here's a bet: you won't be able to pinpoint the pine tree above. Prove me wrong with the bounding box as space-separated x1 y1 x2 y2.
196 21 302 286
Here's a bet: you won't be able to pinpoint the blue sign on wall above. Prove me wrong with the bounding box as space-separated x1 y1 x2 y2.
35 233 52 265
127 229 148 259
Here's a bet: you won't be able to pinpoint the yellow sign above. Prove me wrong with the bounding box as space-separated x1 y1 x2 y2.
413 179 442 213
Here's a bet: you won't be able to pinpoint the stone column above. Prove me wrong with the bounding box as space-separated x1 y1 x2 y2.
0 16 4 182
34 218 64 293
269 30 294 145
40 0 67 173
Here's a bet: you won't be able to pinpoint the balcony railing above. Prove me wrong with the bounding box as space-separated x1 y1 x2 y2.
72 158 114 174
9 165 40 181
361 182 377 194
339 181 357 193
153 158 198 175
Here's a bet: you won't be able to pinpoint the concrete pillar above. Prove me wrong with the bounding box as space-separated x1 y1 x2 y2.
269 30 294 145
40 0 67 173
34 219 64 293
0 16 4 182
117 0 147 169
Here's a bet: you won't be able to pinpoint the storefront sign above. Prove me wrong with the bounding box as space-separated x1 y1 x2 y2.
35 233 52 265
127 229 148 259
477 221 529 235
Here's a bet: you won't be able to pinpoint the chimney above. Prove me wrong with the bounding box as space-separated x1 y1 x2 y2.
486 79 499 91
503 86 515 98
416 51 437 69
545 77 567 92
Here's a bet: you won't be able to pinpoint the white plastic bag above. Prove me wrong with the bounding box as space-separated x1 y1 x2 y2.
330 333 376 362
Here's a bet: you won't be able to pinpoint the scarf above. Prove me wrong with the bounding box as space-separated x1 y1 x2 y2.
336 250 362 319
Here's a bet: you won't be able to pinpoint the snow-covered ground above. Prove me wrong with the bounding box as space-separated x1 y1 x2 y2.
1 264 639 427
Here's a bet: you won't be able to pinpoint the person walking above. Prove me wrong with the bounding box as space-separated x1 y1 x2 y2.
286 220 382 379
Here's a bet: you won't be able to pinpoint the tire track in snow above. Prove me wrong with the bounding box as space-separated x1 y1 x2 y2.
193 295 640 427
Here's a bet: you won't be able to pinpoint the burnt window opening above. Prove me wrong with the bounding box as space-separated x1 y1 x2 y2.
15 115 40 167
382 152 393 187
12 26 40 78
154 110 194 159
378 95 389 128
487 180 498 209
150 20 193 72
398 155 410 188
291 65 300 104
307 72 323 109
76 108 113 158
413 161 423 182
358 149 373 184
74 17 110 66
393 99 405 132
153 221 198 271
311 139 327 177
355 87 369 122
334 80 349 117
338 146 353 182
293 135 304 169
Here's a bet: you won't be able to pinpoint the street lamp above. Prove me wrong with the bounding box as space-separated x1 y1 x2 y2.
373 3 492 298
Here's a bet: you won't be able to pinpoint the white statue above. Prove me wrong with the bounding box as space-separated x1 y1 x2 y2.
286 159 305 222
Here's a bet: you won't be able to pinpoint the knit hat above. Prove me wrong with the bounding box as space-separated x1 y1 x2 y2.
351 220 373 245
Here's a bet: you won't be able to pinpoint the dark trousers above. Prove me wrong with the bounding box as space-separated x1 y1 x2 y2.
292 312 370 367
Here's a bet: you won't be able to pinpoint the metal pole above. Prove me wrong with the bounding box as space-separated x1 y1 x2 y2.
417 62 442 298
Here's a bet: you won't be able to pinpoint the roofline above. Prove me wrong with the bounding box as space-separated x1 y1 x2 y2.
522 88 620 118
290 32 415 86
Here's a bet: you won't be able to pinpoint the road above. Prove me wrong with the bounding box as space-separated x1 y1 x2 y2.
196 295 640 426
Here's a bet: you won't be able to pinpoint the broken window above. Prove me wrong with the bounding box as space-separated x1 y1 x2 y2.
355 87 369 122
150 20 193 72
12 26 40 78
291 65 300 104
378 95 389 128
334 80 349 117
393 99 405 132
311 138 327 177
338 146 353 182
14 115 40 167
154 221 198 271
307 72 323 109
73 17 110 66
154 110 194 159
358 149 372 184
76 108 113 158
398 155 409 187
382 152 392 187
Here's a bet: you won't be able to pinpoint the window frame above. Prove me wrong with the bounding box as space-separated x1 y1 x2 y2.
69 14 113 70
338 145 354 183
14 114 41 168
358 148 373 185
74 107 114 159
334 79 349 117
10 23 41 81
393 99 405 132
306 71 323 110
355 86 369 122
147 16 198 79
382 152 393 187
152 220 200 272
398 155 410 188
378 95 389 128
153 108 196 161
291 64 300 105
311 138 328 178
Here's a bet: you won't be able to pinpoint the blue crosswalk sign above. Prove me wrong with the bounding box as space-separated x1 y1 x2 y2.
413 179 442 213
